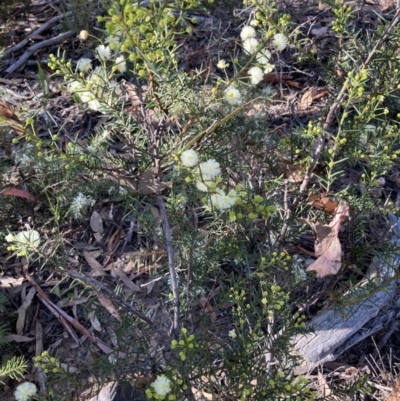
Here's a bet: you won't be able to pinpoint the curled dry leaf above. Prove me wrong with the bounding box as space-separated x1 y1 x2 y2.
299 87 317 109
302 202 349 278
83 250 106 276
308 194 338 213
0 100 25 136
97 294 122 322
108 167 171 195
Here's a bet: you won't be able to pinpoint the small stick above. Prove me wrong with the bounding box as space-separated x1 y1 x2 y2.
157 194 180 338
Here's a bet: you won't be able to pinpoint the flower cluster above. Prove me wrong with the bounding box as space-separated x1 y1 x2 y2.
170 327 196 361
239 25 288 85
14 382 37 401
6 230 40 257
69 192 95 219
68 65 122 112
180 150 238 210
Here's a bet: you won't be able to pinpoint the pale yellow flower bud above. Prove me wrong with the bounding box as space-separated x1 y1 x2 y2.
79 30 89 40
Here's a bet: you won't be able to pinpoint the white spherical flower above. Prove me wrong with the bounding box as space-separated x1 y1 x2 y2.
96 44 111 61
68 80 84 93
199 159 221 180
181 149 199 167
14 382 37 401
211 189 236 210
256 49 271 65
229 329 237 338
243 38 259 55
196 180 213 192
89 66 107 85
88 99 102 112
105 35 120 46
79 90 95 104
152 375 171 396
114 55 126 73
240 26 256 41
109 80 122 95
263 63 275 74
76 57 92 73
248 66 264 85
223 86 241 105
5 233 16 242
217 59 229 70
15 230 40 248
272 33 289 51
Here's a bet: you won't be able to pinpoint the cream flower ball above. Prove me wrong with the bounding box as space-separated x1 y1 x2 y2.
248 66 264 85
240 26 256 41
181 149 199 167
243 38 259 55
223 86 241 105
14 382 37 401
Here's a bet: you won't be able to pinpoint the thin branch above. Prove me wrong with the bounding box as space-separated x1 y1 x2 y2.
5 30 76 74
3 12 72 57
66 271 157 328
157 194 180 338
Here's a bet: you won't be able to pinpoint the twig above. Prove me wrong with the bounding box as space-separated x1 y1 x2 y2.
5 30 76 74
66 271 157 328
3 12 72 57
157 194 180 338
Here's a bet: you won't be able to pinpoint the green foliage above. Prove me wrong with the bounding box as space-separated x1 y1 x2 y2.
2 0 400 399
0 357 28 385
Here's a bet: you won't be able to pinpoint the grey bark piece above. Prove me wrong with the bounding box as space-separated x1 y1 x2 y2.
291 213 400 375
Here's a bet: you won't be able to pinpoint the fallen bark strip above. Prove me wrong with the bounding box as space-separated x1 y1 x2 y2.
5 30 75 74
291 213 400 375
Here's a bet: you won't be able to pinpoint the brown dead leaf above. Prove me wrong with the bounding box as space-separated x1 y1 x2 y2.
303 202 349 277
88 310 102 331
264 73 301 88
317 370 332 398
277 160 304 183
199 294 217 323
83 250 107 276
109 168 171 195
0 101 25 136
308 194 338 213
97 294 122 322
0 276 24 287
299 87 317 108
8 334 35 342
1 187 37 202
387 376 400 401
90 210 104 234
110 262 143 292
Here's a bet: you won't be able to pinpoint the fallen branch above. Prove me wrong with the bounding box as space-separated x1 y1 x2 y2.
5 30 75 74
3 11 72 57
